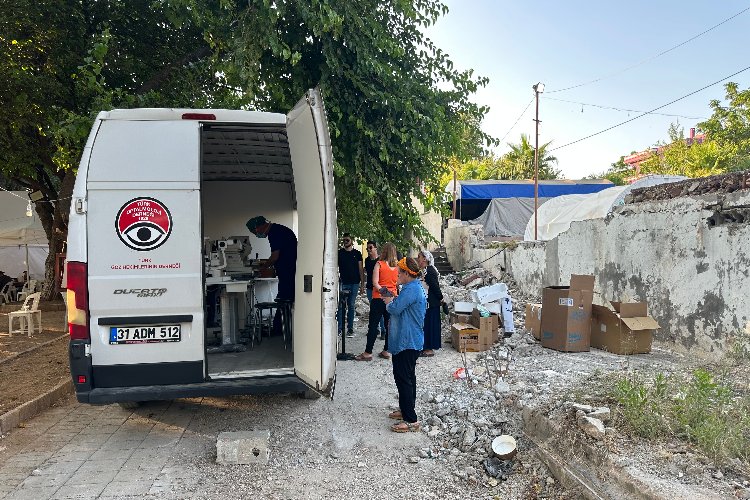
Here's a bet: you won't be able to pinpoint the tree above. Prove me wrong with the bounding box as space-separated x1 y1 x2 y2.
699 82 750 171
502 134 561 180
1 0 491 298
169 0 491 247
1 0 229 299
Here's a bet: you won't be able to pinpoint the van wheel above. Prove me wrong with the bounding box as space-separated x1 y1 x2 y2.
118 401 141 409
301 389 321 400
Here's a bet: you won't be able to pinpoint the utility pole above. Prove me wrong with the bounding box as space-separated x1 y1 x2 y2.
532 82 544 240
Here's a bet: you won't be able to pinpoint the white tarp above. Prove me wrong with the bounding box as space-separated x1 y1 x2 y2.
0 245 48 280
524 175 686 241
470 197 551 237
0 191 48 246
0 191 49 280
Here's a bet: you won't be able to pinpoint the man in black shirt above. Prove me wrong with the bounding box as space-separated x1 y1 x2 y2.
337 233 363 336
247 216 297 335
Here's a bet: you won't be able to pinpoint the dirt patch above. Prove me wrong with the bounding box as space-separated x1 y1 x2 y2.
0 311 70 415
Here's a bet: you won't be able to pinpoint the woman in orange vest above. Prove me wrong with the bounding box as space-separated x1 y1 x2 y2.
356 242 399 361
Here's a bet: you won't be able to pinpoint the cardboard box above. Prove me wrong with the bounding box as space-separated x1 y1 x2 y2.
541 275 595 352
450 313 473 325
451 323 491 352
471 308 499 344
591 301 659 354
525 303 543 340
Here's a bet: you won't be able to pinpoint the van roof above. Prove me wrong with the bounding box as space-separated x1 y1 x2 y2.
102 108 286 124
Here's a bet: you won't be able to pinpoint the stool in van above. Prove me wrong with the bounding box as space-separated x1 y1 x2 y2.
254 302 277 341
275 298 293 351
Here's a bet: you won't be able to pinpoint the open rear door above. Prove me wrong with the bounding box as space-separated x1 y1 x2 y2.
287 88 338 397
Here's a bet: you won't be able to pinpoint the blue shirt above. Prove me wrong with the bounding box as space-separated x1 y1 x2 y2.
386 279 427 355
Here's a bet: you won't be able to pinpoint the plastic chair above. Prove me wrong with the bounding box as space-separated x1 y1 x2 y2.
17 280 38 302
8 292 42 337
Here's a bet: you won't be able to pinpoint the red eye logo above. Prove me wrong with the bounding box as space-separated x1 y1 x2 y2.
115 198 173 251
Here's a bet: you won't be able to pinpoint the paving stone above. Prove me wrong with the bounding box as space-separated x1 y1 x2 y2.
3 486 59 500
216 430 271 465
100 480 154 497
66 468 118 486
50 482 107 500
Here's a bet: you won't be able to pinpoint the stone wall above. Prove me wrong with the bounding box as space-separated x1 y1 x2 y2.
498 189 750 357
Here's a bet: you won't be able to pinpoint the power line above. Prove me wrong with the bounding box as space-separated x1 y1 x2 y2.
546 6 750 94
499 98 534 143
550 64 750 152
543 96 708 120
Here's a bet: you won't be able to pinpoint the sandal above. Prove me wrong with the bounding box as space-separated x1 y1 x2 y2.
354 353 373 361
419 351 435 357
378 351 391 359
388 410 403 420
391 421 421 433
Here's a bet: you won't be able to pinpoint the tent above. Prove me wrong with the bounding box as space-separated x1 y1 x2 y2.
446 178 614 221
0 191 49 280
524 175 687 241
470 197 551 238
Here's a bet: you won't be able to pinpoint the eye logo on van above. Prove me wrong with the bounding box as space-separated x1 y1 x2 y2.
115 198 173 251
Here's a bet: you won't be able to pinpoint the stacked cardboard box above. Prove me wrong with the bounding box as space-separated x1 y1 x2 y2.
451 308 500 352
591 301 659 354
540 275 595 352
525 303 543 340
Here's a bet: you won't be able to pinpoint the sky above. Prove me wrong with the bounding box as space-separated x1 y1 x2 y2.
426 0 750 179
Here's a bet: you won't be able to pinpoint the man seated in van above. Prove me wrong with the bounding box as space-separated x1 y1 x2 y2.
246 216 298 336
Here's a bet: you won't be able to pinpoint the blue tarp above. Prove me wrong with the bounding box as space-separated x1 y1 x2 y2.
461 181 613 200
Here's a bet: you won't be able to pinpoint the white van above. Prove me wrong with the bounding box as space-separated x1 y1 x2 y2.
67 88 338 404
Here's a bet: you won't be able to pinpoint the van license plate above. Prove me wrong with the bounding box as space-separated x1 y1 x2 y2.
109 325 181 345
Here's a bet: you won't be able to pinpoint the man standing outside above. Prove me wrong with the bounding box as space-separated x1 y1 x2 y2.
364 241 387 339
246 216 297 336
337 233 364 337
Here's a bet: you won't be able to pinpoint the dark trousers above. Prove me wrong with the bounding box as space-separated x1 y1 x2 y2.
365 298 389 354
392 349 420 423
423 305 441 350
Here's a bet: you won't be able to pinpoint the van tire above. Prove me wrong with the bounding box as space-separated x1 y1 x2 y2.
301 389 321 400
118 401 141 409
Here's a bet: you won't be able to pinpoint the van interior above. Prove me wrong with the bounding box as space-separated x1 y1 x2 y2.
200 122 297 379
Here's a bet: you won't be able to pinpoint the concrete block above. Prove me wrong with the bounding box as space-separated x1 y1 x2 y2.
216 430 270 465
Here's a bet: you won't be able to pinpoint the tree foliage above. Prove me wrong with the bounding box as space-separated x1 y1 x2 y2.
443 134 561 184
1 0 491 298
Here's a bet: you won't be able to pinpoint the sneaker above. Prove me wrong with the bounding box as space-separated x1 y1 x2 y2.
346 331 354 338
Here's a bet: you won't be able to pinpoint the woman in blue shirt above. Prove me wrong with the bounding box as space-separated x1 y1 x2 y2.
382 257 427 432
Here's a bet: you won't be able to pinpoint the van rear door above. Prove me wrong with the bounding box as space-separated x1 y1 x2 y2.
86 119 205 388
287 88 338 396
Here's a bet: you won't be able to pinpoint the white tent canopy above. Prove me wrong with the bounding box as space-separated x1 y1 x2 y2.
0 191 49 280
524 175 687 241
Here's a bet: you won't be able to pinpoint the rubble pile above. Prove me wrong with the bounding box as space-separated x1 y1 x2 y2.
627 169 750 203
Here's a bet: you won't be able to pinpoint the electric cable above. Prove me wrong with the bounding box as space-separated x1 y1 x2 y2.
499 98 534 144
543 96 708 120
546 6 750 94
550 64 750 151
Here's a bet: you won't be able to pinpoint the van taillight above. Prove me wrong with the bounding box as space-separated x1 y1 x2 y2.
66 261 89 340
182 113 216 120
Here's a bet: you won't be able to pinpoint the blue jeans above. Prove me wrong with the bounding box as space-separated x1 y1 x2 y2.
338 283 359 333
366 288 387 334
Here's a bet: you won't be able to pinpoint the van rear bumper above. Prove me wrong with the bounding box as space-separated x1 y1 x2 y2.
77 376 309 404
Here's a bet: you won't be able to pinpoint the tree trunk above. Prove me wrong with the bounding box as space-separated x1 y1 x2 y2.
39 172 75 301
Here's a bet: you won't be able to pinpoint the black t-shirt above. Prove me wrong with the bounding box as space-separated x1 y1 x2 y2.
338 248 363 285
268 223 297 273
364 256 378 289
0 274 11 289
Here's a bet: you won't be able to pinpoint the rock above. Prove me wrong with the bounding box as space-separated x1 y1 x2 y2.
408 456 420 464
461 425 476 450
429 416 443 427
357 461 365 468
419 449 430 458
578 416 606 440
488 478 499 487
587 407 611 422
427 429 441 438
567 402 594 413
465 466 476 477
435 394 446 404
546 477 555 486
494 380 510 394
713 471 724 479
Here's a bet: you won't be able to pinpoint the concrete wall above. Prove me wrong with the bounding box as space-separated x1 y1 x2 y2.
413 195 443 252
444 222 474 271
502 190 750 356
